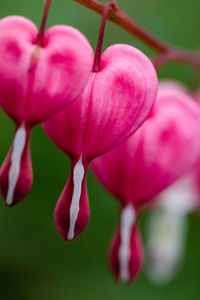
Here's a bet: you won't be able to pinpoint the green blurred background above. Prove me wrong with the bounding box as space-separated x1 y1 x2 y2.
0 0 200 299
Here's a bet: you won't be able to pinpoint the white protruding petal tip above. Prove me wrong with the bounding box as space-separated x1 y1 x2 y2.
6 122 26 206
67 156 85 241
67 232 74 241
118 204 136 282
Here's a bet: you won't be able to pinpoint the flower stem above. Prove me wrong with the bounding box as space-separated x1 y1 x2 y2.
152 50 200 70
93 1 117 72
37 0 52 47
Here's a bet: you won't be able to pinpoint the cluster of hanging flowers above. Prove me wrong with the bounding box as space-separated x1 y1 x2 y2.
1 0 200 284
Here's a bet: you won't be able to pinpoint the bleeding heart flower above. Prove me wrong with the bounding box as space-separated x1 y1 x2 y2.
146 171 200 284
43 43 157 242
0 1 93 206
91 81 200 282
42 2 158 242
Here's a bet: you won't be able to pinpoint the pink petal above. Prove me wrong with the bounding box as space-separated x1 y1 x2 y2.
43 44 158 162
0 16 94 125
0 16 37 123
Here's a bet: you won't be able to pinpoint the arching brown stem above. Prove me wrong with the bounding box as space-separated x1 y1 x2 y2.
72 0 200 70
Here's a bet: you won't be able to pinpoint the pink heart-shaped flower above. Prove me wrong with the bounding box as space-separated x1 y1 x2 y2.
91 81 200 282
43 43 158 241
0 16 93 206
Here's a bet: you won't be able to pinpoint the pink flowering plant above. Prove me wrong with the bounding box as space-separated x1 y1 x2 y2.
0 0 200 290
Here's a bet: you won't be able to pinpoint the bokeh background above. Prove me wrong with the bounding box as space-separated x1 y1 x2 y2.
0 0 200 299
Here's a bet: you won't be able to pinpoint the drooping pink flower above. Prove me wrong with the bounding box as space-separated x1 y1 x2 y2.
43 43 158 241
91 81 200 282
0 8 93 206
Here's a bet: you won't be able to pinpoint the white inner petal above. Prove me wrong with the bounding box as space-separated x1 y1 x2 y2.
67 156 85 240
146 174 198 283
6 122 26 206
118 204 136 282
146 208 187 283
